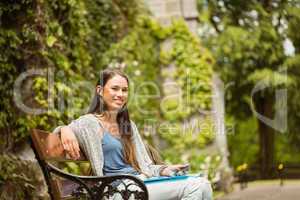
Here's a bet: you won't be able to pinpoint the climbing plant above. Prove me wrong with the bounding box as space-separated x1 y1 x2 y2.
0 0 143 151
101 17 213 121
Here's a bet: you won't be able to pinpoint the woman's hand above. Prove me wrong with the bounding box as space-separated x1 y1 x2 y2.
60 126 80 159
160 164 190 176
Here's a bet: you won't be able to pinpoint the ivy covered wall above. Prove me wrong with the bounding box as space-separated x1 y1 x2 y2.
0 0 144 152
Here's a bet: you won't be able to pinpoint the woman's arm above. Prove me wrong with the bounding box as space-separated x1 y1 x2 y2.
130 121 168 176
53 114 105 176
60 126 80 159
130 121 190 177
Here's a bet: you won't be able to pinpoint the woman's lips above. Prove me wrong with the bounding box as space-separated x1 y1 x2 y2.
113 99 123 104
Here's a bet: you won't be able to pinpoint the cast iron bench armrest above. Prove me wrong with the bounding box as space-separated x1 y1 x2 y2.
46 162 148 199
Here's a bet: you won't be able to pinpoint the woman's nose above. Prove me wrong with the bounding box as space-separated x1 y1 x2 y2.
116 89 124 96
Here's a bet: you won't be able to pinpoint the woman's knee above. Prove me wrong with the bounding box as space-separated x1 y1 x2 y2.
197 177 213 200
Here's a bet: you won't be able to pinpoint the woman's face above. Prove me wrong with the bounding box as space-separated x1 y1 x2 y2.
99 74 129 111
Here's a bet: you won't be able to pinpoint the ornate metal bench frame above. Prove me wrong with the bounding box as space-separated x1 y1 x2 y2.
30 129 149 200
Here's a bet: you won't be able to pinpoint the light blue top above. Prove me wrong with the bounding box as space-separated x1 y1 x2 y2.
53 114 166 177
102 131 139 175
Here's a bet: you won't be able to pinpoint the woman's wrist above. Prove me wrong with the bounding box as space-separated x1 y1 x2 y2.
159 165 168 176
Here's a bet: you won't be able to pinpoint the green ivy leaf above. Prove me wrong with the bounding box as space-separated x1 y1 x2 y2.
46 35 57 47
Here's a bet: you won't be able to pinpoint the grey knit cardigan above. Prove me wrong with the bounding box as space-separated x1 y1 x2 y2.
53 114 165 177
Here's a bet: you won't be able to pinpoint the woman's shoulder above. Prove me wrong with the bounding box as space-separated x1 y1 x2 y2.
129 120 141 138
74 113 96 120
78 113 96 120
71 114 100 129
130 120 138 131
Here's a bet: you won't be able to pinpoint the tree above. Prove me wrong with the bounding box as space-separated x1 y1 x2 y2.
198 0 300 178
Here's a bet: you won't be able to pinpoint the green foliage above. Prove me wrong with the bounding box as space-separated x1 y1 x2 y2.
275 133 300 164
60 161 91 175
198 0 298 117
247 69 294 88
284 4 300 149
286 4 300 53
198 0 300 170
0 0 143 151
164 20 213 119
0 154 46 199
159 20 215 176
227 117 259 168
197 155 222 181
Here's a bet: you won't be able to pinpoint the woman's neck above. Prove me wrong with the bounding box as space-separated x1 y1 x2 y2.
95 111 120 136
101 111 118 123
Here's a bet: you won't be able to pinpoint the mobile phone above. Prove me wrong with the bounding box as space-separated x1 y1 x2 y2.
181 164 190 171
174 164 190 176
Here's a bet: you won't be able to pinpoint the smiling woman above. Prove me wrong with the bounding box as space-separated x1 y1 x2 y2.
55 68 213 200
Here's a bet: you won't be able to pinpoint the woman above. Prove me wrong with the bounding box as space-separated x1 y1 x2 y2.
55 69 213 200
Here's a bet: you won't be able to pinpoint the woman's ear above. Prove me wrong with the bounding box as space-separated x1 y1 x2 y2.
96 85 103 96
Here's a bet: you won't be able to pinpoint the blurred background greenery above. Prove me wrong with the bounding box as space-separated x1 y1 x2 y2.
1 0 300 199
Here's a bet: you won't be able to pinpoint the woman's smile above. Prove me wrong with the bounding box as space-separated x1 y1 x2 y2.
113 99 124 105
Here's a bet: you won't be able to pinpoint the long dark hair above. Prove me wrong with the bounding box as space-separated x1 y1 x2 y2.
88 69 140 172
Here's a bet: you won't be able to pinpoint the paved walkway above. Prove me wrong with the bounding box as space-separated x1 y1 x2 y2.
216 180 300 200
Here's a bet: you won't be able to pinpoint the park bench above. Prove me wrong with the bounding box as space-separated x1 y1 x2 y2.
30 129 150 200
